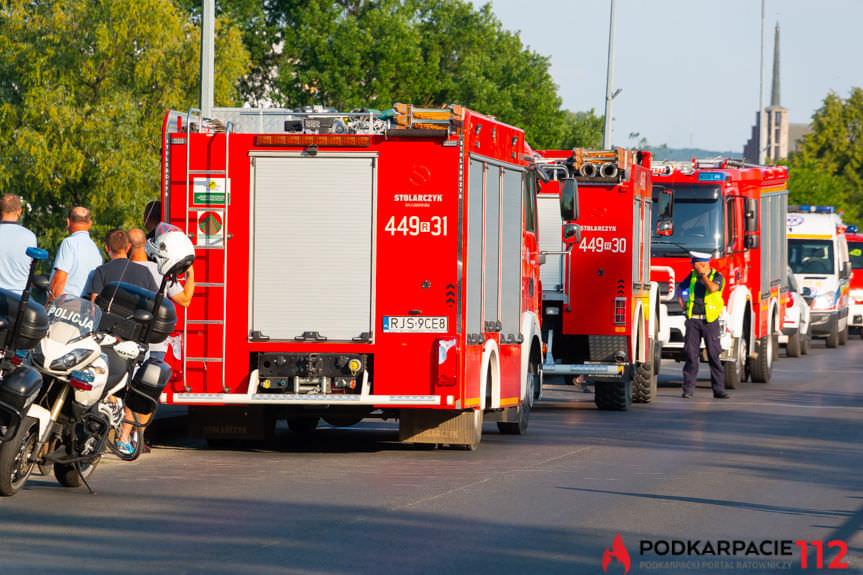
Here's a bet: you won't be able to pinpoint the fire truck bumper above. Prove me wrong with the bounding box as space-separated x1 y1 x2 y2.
541 363 634 382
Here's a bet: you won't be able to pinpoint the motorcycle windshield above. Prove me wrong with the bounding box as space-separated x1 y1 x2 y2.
45 295 103 344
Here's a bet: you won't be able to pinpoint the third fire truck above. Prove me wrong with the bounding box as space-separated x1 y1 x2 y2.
537 149 671 409
650 159 789 387
156 103 545 449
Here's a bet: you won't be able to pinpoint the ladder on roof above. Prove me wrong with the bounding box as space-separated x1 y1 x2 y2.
181 108 231 393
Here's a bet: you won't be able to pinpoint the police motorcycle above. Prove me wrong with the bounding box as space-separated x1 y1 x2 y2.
0 224 195 496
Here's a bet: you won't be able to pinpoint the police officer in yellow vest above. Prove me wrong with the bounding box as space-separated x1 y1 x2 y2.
677 251 730 399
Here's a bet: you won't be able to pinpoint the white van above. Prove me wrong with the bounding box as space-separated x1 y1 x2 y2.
786 205 852 347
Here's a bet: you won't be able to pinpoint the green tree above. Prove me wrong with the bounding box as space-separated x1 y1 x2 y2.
0 0 249 254
788 88 863 225
208 0 569 149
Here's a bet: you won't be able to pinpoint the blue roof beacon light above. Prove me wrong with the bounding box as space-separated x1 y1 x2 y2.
697 171 728 182
788 205 835 214
847 225 858 234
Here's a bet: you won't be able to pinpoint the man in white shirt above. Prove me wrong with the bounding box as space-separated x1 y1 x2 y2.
0 194 38 294
49 207 103 300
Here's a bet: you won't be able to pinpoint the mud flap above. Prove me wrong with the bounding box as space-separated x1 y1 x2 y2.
399 408 481 447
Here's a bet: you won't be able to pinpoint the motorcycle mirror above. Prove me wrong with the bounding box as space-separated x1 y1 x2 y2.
26 246 49 261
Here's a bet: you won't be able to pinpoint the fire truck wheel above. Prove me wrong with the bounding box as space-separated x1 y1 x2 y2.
751 333 775 383
497 361 536 435
801 331 810 354
839 324 849 345
632 362 656 403
594 380 632 411
723 337 747 389
653 341 662 376
287 416 319 434
826 318 840 348
785 328 802 357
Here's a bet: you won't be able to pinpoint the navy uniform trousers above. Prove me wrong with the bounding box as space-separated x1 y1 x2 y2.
682 317 726 394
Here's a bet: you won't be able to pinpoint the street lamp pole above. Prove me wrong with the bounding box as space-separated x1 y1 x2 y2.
602 0 619 149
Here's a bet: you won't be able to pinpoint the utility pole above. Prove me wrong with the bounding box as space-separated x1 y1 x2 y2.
200 0 215 118
602 0 621 149
758 0 766 164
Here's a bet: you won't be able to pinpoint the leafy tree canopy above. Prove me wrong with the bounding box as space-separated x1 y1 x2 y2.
196 0 598 150
0 0 248 254
787 88 863 225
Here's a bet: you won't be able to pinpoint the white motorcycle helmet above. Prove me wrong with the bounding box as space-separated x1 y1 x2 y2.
146 223 195 277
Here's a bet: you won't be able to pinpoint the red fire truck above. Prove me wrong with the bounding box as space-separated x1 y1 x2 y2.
157 103 545 449
649 159 789 387
537 149 671 409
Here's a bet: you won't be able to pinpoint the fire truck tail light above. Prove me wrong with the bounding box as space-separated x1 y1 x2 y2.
255 134 371 148
434 337 458 387
786 294 795 308
613 297 626 325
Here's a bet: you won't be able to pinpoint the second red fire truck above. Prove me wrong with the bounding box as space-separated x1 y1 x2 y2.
157 103 546 449
649 159 789 387
537 149 672 409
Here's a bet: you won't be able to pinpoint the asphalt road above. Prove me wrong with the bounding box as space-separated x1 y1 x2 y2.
1 338 861 575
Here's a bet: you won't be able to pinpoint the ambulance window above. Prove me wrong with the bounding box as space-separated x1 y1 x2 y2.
524 171 537 233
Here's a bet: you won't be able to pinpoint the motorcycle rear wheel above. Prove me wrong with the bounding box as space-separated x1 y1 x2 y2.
54 456 101 488
0 416 39 496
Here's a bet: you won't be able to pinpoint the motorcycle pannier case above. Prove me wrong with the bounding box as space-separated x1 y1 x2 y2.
0 366 42 441
126 358 171 414
0 288 49 350
95 282 177 344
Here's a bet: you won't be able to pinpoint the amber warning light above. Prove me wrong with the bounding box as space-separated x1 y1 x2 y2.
255 134 371 148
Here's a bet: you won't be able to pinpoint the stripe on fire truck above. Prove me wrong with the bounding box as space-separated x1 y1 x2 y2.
787 234 832 240
162 393 441 406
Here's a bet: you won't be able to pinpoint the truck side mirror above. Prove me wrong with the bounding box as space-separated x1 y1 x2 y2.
744 234 759 249
656 220 673 237
744 199 758 232
559 178 578 221
656 188 673 218
563 223 581 244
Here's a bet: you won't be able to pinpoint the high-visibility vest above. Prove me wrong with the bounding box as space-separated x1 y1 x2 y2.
686 269 724 322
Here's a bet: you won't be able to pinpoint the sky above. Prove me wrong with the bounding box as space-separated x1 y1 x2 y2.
478 0 863 153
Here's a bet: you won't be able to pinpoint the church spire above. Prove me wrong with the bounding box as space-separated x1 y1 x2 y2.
770 22 781 107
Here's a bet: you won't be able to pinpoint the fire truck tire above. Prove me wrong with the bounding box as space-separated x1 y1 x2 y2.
497 361 536 435
594 380 632 411
801 331 810 354
839 324 848 345
826 318 840 348
653 341 662 376
751 333 775 383
723 337 747 389
322 415 365 428
287 416 319 434
632 362 656 403
785 329 802 357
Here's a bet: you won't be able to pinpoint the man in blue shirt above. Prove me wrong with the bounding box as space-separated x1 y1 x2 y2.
0 194 38 294
49 206 103 300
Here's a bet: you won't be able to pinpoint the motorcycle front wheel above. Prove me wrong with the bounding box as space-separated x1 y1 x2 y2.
0 415 39 496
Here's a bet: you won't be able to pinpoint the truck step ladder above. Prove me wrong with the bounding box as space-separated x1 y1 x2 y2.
181 109 231 393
